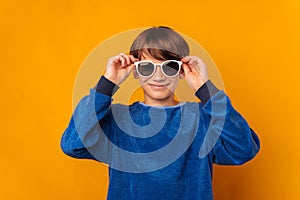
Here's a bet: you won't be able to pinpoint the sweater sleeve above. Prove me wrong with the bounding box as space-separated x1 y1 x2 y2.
60 76 117 161
196 82 260 165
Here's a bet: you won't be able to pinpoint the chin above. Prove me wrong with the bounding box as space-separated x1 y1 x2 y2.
144 90 174 101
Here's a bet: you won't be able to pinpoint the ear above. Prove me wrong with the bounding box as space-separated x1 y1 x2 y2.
133 68 139 79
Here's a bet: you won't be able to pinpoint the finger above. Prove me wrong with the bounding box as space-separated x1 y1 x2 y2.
181 56 192 63
121 54 131 66
129 55 138 63
118 53 127 66
119 56 126 67
189 58 203 71
188 57 198 66
190 57 204 66
126 63 135 72
120 63 135 75
111 56 120 64
197 58 206 67
183 57 198 71
182 63 191 74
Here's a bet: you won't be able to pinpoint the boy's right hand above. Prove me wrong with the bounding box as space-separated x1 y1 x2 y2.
104 53 138 86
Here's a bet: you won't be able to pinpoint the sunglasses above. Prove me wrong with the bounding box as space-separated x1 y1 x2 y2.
134 60 182 78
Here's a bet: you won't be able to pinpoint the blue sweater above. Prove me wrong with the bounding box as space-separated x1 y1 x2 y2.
61 77 260 200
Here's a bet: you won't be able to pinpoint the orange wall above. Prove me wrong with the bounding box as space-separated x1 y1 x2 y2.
1 0 300 199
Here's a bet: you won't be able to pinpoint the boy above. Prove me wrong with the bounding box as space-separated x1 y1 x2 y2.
61 26 260 199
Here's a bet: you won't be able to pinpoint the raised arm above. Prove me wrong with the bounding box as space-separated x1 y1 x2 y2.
61 53 137 161
60 76 117 160
195 81 260 165
182 56 260 165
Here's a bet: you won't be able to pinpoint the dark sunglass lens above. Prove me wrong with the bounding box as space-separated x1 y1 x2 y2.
138 62 155 76
162 61 180 76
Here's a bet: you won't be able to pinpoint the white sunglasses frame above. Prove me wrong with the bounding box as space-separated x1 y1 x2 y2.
134 60 182 78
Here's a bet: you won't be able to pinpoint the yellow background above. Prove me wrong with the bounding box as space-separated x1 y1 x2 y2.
1 0 299 199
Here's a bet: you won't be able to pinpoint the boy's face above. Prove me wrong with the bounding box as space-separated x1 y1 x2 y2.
133 53 183 106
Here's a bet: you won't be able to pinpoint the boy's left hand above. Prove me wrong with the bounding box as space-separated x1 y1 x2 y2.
181 56 209 92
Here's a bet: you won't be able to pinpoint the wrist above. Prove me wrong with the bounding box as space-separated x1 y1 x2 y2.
104 74 119 85
96 76 119 97
192 79 208 92
195 80 219 104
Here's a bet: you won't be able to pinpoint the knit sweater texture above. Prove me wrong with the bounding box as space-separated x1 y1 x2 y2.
61 77 260 200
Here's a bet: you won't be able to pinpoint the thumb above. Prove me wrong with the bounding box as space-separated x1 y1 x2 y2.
125 63 135 73
182 63 191 74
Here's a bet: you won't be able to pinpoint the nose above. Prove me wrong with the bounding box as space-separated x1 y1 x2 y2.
152 65 166 81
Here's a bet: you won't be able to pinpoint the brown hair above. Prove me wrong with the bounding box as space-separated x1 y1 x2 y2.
129 26 190 60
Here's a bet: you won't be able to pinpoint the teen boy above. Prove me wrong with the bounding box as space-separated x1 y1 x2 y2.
61 26 260 200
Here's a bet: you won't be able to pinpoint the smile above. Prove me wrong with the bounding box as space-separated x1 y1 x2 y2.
148 83 169 89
